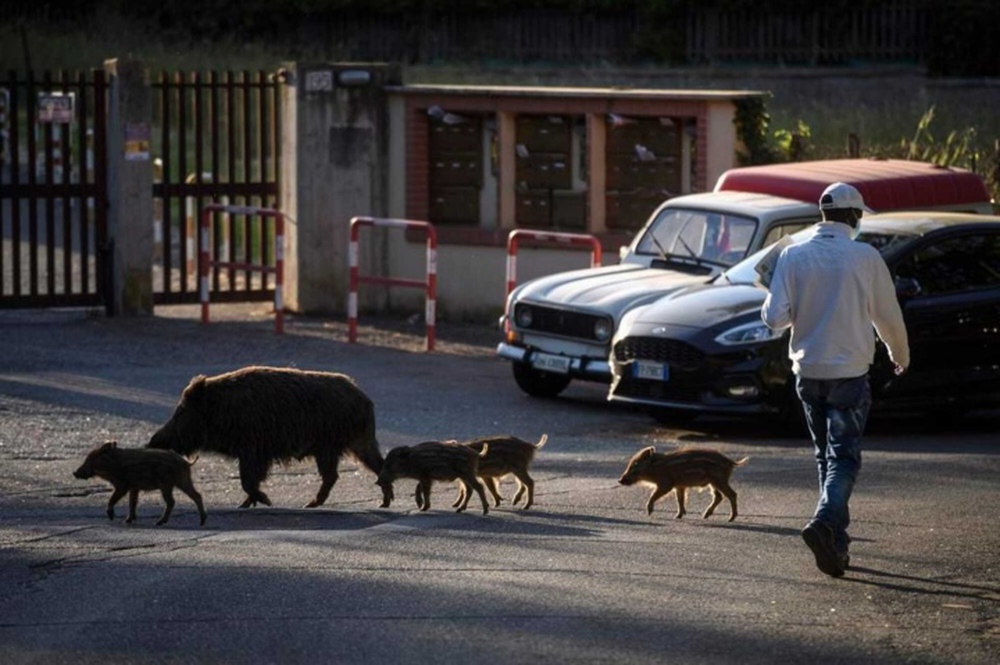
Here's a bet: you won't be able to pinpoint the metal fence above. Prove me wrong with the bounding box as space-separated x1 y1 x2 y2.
151 70 281 305
0 69 109 310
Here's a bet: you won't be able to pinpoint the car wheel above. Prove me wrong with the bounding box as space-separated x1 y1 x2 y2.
511 362 571 398
772 385 808 438
647 407 699 426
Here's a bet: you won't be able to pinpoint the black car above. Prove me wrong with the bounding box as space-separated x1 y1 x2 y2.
608 212 1000 429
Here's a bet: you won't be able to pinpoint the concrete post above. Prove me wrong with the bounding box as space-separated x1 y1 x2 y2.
104 58 154 316
279 62 401 315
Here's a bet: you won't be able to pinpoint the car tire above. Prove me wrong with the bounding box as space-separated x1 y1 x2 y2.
772 388 809 438
647 407 699 426
511 362 571 398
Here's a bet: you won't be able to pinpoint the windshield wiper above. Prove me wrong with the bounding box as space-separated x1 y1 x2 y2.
648 233 671 263
676 235 698 258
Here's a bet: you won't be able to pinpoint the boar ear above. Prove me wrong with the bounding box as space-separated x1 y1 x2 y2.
182 375 208 401
641 446 655 457
102 440 118 450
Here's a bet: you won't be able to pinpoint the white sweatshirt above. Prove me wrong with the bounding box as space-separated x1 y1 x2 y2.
761 222 910 379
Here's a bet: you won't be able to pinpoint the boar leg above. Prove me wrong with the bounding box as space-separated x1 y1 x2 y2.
177 479 208 526
417 479 433 511
237 457 272 508
306 452 339 508
377 480 394 509
645 485 673 515
703 487 725 519
674 488 687 519
483 477 503 507
126 489 141 524
511 471 534 509
156 488 176 526
458 476 489 515
715 481 738 522
451 481 467 509
106 486 128 521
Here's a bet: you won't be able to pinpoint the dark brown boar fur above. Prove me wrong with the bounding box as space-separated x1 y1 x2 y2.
73 440 207 526
451 434 547 510
146 366 390 510
377 441 490 515
618 446 748 521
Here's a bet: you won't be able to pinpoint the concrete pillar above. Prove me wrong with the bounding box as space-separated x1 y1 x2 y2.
586 113 607 234
104 58 153 316
497 111 516 230
279 62 401 315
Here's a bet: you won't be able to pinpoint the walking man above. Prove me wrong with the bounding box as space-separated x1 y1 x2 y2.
761 182 909 577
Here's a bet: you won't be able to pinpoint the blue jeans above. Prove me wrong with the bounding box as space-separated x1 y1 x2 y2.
795 374 872 556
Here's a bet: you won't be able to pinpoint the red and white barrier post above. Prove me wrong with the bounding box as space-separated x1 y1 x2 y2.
505 229 603 297
199 203 285 334
348 216 437 351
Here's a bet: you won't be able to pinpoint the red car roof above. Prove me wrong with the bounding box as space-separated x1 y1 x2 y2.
714 159 991 212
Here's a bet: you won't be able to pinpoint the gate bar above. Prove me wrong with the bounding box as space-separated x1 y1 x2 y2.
199 203 285 333
505 229 603 297
349 216 437 351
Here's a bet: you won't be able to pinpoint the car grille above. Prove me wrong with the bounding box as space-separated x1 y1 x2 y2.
613 336 705 370
612 376 702 403
515 304 605 341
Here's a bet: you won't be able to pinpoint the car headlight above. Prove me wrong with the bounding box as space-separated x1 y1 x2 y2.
514 305 533 328
593 318 613 342
715 320 784 346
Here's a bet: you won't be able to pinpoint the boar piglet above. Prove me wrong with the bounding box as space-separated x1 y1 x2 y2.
73 440 207 526
618 446 748 522
452 433 547 510
147 366 387 510
377 441 490 515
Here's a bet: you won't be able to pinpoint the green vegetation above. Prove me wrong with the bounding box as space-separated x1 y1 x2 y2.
3 2 997 206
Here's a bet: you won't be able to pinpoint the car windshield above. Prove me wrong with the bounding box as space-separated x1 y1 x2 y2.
717 224 916 285
634 208 758 266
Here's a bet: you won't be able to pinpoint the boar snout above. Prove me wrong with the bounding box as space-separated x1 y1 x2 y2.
73 466 92 480
619 468 639 486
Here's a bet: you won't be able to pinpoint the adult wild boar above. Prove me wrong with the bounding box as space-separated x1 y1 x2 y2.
147 366 389 509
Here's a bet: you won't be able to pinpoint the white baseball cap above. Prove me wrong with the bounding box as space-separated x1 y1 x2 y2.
819 182 873 214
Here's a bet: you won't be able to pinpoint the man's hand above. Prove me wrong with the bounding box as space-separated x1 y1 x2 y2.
893 364 907 376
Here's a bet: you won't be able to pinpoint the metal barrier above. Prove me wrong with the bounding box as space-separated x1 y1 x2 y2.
199 204 285 334
505 229 603 297
349 217 437 351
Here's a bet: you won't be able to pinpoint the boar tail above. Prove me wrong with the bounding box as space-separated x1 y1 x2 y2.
734 456 749 467
478 443 489 458
186 454 200 467
535 434 548 450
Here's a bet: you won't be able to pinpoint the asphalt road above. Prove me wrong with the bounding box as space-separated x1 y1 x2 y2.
0 304 997 665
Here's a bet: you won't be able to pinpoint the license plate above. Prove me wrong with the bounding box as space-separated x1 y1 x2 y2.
633 360 669 381
532 353 571 374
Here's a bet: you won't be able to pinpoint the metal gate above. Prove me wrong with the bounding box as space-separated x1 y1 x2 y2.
152 70 281 305
0 69 109 310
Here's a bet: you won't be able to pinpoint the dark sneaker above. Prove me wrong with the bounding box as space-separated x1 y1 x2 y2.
802 522 845 578
840 552 851 570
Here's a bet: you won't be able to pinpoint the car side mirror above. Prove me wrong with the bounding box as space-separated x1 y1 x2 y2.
895 276 922 300
619 246 629 261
